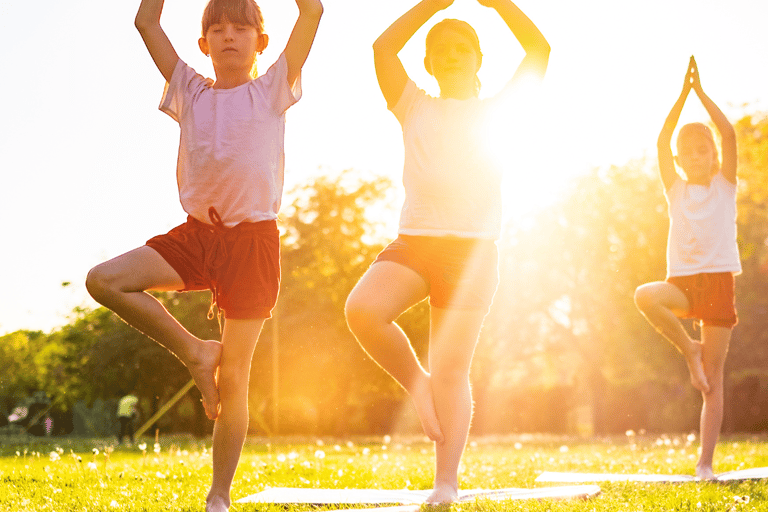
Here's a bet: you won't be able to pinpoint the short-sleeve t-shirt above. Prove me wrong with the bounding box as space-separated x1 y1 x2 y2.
160 54 301 227
665 173 741 277
390 80 502 239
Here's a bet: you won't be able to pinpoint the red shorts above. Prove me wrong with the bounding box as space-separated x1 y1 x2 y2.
375 235 498 310
666 272 737 328
146 213 280 320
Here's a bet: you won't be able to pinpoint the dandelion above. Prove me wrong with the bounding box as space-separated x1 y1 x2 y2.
87 462 98 471
110 500 119 508
154 443 161 454
49 452 60 462
277 454 287 462
559 445 569 453
156 471 166 479
514 442 523 450
383 435 392 444
138 442 147 452
93 448 99 456
314 450 326 459
316 439 324 446
288 451 298 460
362 448 371 456
687 433 696 442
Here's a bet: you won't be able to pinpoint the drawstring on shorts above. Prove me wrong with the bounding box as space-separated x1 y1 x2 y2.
205 206 229 331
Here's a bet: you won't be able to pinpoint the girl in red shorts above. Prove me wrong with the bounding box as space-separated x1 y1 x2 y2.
345 0 549 503
634 56 740 480
85 0 322 510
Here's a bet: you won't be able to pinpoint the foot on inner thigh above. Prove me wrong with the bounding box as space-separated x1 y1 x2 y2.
426 482 459 504
411 376 444 443
188 339 223 420
206 494 230 512
695 464 716 481
684 341 710 393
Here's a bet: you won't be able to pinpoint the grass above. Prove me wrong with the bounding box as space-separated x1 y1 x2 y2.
1 433 767 511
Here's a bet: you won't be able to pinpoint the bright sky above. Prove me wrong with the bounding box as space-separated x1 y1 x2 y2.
2 0 767 335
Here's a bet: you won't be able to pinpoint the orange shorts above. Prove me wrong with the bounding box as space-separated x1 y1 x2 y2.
666 272 737 328
375 234 498 310
146 211 280 320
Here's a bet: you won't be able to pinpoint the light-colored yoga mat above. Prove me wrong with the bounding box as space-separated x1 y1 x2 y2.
536 467 768 483
237 484 602 505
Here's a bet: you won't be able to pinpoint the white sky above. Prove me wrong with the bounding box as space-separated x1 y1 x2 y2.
2 0 767 335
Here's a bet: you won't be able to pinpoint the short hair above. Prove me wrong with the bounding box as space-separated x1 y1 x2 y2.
677 122 720 176
202 0 264 37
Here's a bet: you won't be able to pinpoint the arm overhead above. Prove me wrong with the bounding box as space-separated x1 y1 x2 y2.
373 0 454 108
284 0 324 88
135 0 180 83
657 57 694 191
479 0 550 85
689 57 737 184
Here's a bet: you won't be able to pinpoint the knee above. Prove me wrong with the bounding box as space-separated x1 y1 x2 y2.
85 264 115 304
216 365 248 402
344 294 379 335
633 285 654 313
431 362 470 390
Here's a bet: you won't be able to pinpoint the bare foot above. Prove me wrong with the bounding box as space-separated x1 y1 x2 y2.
189 339 223 420
684 342 709 393
426 482 458 504
695 464 716 481
411 376 444 443
206 494 229 512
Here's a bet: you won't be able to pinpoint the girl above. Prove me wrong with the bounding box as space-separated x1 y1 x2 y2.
86 0 322 509
345 0 549 503
634 56 740 480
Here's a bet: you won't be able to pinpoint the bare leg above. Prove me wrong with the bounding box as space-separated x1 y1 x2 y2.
426 307 486 504
206 318 265 511
86 246 222 419
696 325 731 480
634 282 709 393
345 262 444 443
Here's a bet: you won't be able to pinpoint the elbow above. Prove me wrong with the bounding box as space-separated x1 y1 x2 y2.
134 15 150 34
303 0 324 21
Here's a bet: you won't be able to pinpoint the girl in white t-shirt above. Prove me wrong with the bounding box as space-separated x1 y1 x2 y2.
86 0 322 510
346 0 549 503
634 56 739 480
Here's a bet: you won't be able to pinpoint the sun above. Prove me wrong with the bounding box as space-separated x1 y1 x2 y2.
480 76 570 221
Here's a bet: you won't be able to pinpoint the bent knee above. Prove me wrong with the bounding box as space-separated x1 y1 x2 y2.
85 264 114 303
633 285 655 312
344 295 380 332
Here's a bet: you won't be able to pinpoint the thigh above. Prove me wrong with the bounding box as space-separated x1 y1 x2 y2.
700 325 732 377
93 245 185 293
636 280 691 317
428 307 488 376
220 318 266 376
347 261 430 324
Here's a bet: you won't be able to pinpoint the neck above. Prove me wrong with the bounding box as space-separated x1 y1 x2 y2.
212 67 253 89
438 78 477 100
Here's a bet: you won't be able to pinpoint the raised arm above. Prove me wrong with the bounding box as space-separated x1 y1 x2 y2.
373 0 454 108
284 0 323 88
135 0 180 83
657 58 693 190
689 57 737 184
479 0 550 85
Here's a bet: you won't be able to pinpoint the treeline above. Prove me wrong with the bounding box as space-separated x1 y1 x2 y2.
2 113 768 438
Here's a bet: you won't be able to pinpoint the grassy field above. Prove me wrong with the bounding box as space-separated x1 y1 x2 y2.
1 433 767 511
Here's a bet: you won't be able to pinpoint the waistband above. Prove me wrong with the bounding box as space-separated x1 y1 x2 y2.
187 208 278 236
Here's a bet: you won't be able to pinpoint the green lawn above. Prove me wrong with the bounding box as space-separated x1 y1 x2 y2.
1 433 767 511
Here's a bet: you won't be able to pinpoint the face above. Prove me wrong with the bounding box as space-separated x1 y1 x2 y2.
676 133 716 180
199 19 266 74
426 28 481 91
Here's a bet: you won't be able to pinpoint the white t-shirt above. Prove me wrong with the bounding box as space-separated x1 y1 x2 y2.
391 80 502 239
665 173 741 277
160 54 301 227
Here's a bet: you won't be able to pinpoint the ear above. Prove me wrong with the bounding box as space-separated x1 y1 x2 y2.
423 55 433 76
257 32 269 54
199 37 210 57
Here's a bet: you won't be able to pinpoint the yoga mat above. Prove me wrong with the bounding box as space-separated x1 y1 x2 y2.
535 467 768 483
236 484 602 505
